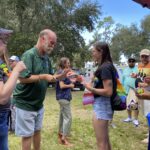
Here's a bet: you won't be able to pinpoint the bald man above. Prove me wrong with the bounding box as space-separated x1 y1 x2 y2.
13 29 68 150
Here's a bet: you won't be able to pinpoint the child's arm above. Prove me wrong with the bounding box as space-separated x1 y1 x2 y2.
59 81 74 89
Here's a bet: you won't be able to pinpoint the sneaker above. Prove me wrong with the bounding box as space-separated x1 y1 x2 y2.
123 118 132 122
141 138 148 144
110 123 117 128
133 119 139 127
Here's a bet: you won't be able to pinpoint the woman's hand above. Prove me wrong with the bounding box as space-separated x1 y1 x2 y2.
13 61 26 73
82 82 92 91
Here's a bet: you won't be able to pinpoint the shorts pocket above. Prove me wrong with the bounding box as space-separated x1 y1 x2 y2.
0 112 8 136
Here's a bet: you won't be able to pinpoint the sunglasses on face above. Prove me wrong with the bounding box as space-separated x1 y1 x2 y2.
141 55 149 59
9 60 15 63
128 60 135 63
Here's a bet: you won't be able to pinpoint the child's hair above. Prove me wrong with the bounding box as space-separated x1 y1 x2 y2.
58 57 69 69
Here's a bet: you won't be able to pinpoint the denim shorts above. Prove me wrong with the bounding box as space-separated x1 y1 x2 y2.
15 107 44 137
93 96 113 120
0 111 9 150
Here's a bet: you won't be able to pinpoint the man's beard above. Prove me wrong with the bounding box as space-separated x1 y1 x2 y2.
47 47 53 54
129 65 134 68
44 40 53 54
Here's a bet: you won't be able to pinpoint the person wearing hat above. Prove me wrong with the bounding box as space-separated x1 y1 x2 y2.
9 55 20 70
122 57 139 126
136 76 150 149
128 49 150 127
135 49 150 143
137 49 150 117
0 28 26 150
8 55 20 132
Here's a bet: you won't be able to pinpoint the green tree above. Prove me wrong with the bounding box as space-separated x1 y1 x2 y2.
0 0 101 68
88 15 150 62
110 14 150 62
110 24 143 61
88 16 122 62
91 16 115 44
140 15 150 49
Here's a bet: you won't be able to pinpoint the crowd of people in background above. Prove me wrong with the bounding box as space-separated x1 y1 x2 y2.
0 27 150 150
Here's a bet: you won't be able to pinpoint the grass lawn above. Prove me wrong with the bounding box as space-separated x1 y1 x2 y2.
9 88 148 150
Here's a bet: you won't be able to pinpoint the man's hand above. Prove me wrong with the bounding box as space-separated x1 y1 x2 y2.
138 82 148 88
39 74 54 82
144 76 150 84
136 89 150 99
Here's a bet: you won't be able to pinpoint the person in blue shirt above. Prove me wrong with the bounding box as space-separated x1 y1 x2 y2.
122 57 139 126
122 58 138 93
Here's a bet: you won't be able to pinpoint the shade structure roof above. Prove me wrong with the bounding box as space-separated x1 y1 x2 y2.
133 0 150 8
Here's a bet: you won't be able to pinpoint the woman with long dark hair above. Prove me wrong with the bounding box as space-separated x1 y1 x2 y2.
83 42 117 150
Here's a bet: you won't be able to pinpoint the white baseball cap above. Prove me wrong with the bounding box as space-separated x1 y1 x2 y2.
9 55 20 62
140 49 150 56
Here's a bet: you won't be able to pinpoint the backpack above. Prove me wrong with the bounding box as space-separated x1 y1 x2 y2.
111 73 127 111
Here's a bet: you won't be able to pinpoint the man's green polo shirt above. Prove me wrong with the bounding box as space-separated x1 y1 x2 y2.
13 47 51 111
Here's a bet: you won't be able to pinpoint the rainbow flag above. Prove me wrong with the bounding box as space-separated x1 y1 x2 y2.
116 78 127 103
82 92 94 105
